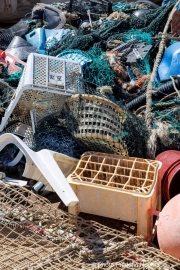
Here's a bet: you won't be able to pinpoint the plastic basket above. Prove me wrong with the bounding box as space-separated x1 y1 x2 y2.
0 52 82 146
65 94 128 156
68 152 162 240
23 53 82 94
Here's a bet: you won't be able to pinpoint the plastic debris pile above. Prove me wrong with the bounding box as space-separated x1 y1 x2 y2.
0 0 178 158
0 0 179 267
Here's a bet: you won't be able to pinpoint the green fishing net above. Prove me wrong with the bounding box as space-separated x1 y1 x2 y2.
113 2 136 12
4 71 23 88
130 0 176 34
0 63 23 88
153 99 180 150
49 20 131 56
64 0 112 15
48 0 176 58
83 48 114 86
123 30 152 45
50 31 95 56
56 47 114 87
136 55 151 75
122 30 152 75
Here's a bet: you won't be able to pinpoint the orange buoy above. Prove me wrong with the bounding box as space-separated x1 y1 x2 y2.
157 194 180 259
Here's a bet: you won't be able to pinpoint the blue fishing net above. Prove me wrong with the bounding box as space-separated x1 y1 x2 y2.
57 49 92 66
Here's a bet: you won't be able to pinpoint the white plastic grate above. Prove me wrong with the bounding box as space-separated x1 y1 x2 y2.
69 152 160 195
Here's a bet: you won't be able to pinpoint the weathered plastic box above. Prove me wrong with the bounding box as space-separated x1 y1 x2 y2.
68 152 162 240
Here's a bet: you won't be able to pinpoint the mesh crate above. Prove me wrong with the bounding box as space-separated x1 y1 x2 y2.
24 53 82 94
65 94 128 156
68 152 162 240
0 51 83 146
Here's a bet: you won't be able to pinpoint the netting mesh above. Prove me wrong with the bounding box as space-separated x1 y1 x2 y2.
0 79 15 103
64 0 112 15
153 99 180 150
130 0 176 34
48 1 176 58
135 91 180 155
83 48 114 86
0 181 141 269
33 114 88 159
0 181 179 269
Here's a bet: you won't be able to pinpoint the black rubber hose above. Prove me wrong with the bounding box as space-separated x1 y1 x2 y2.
68 0 74 12
107 1 113 15
125 77 180 110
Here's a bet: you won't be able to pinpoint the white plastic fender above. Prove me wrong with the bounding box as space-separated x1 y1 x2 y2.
0 133 79 207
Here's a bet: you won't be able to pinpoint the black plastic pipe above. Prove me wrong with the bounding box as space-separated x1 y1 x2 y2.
68 0 74 12
125 77 180 110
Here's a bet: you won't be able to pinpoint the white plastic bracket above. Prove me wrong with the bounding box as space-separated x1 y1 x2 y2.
0 133 79 206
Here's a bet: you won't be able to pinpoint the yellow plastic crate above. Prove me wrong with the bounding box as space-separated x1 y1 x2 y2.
68 152 162 240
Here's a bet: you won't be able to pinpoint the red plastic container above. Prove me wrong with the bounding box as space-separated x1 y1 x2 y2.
0 50 25 74
155 150 180 202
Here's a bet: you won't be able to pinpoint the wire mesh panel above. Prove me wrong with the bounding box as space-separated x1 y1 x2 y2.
107 244 180 270
0 181 139 269
0 181 179 269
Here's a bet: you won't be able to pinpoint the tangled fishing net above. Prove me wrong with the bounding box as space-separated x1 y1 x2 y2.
83 48 114 86
33 114 88 159
0 0 178 159
0 181 178 269
153 99 180 151
135 91 180 156
0 80 15 122
57 48 114 87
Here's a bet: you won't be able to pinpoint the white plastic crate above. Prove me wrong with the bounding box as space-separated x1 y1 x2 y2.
0 69 66 147
23 53 82 94
68 152 162 240
0 53 82 146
